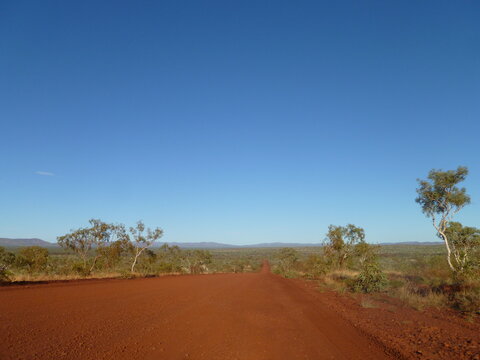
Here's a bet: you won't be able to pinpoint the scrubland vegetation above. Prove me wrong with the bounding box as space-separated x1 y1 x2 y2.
1 166 479 316
0 220 260 282
270 166 480 315
0 244 262 282
271 244 479 314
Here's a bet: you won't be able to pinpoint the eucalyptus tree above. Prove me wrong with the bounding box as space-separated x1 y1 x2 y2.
323 224 366 268
415 166 471 272
444 222 480 274
127 221 163 273
57 219 123 273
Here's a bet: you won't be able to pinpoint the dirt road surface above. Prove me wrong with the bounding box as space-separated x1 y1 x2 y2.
0 262 393 360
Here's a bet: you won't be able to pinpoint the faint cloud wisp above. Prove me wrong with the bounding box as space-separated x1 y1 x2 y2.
35 171 55 176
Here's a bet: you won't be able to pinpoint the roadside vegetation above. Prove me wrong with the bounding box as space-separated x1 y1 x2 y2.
0 220 260 283
1 166 479 316
271 166 480 316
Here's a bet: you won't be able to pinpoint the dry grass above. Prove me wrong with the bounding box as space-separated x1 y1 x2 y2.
319 269 359 292
390 284 447 310
10 272 124 282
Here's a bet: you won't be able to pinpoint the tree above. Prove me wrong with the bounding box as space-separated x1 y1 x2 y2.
157 244 183 273
0 246 16 282
353 241 379 267
444 222 480 274
127 221 163 273
180 249 212 274
16 246 49 273
416 166 471 272
276 248 299 275
97 239 129 270
0 246 16 266
57 219 122 273
324 224 365 268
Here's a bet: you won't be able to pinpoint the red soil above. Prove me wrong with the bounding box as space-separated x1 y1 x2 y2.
1 262 476 359
294 279 480 360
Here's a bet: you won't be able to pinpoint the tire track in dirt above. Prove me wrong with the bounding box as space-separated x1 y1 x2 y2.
0 262 393 360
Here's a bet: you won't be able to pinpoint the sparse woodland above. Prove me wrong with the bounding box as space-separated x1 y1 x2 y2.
270 166 480 315
1 166 479 315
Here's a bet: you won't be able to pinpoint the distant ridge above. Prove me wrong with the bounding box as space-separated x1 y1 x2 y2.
0 238 443 249
239 242 323 248
379 241 443 246
156 242 238 249
0 238 57 247
155 242 323 249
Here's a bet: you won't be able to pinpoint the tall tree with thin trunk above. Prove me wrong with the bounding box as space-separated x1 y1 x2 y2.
57 219 121 273
415 166 471 272
128 221 163 273
323 224 365 268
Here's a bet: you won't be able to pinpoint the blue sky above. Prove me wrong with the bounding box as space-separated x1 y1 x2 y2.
1 1 479 244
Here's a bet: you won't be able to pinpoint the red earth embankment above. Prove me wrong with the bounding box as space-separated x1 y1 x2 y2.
0 262 392 360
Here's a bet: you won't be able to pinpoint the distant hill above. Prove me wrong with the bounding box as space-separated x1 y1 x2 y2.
156 242 239 249
379 241 443 246
0 238 57 247
0 238 443 249
156 242 323 249
241 242 323 248
157 241 442 249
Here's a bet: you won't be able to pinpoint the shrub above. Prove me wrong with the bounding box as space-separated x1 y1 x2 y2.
446 278 480 314
0 264 11 282
349 262 388 293
449 288 480 314
275 248 299 276
303 254 329 278
16 246 49 273
0 246 15 282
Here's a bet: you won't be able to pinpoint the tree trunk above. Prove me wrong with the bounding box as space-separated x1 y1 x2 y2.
131 247 145 273
89 256 98 273
438 230 456 272
131 252 139 273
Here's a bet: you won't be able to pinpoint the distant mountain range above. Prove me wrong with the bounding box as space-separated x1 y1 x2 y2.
379 241 443 246
0 238 443 249
0 238 57 247
155 242 324 249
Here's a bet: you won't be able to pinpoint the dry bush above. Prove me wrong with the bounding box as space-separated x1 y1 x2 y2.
391 283 447 310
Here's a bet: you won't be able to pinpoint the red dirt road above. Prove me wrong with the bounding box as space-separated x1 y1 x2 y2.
0 263 392 360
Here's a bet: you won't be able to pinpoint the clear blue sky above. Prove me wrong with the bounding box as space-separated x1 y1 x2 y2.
1 1 479 244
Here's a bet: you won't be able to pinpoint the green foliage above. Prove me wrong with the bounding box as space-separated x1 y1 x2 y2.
416 166 471 272
448 283 480 314
302 254 329 278
444 222 480 275
0 246 16 266
136 249 158 274
16 246 49 273
416 166 470 217
275 248 299 276
349 261 388 293
181 249 212 274
0 246 16 281
0 265 11 282
57 219 123 273
127 221 164 273
97 240 129 270
324 224 365 268
353 242 379 267
156 244 183 273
